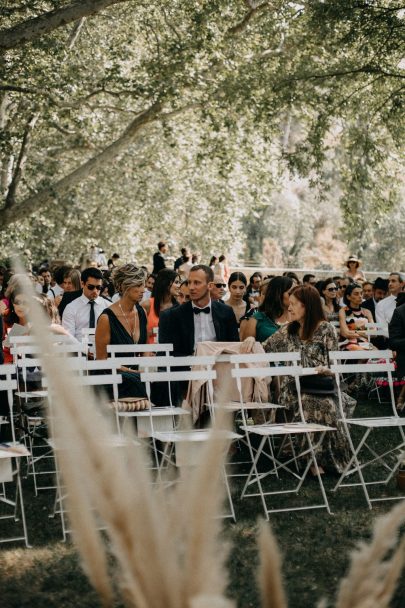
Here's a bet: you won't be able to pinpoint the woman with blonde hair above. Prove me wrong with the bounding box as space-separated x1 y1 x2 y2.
96 264 149 402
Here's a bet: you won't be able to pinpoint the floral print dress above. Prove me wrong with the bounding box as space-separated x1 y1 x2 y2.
263 321 356 473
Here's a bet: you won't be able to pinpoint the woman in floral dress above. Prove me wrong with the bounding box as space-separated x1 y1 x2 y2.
263 285 356 474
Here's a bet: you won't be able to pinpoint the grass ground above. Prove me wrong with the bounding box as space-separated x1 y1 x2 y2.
1 398 404 608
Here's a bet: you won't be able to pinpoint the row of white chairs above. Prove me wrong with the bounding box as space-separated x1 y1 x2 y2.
0 339 403 544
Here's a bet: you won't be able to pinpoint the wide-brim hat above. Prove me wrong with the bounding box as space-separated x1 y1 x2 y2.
346 255 361 268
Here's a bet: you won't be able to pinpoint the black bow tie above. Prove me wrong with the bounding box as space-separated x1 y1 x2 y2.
193 306 210 315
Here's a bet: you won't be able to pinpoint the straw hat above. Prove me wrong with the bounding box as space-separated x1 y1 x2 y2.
346 255 361 268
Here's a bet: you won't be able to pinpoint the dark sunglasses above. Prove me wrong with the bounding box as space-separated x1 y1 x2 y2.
327 287 338 292
86 284 102 291
214 283 226 288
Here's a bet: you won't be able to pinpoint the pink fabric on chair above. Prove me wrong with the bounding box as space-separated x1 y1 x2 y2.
184 341 269 423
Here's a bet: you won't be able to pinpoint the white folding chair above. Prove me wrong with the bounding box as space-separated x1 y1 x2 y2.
106 344 186 442
330 349 405 508
365 322 389 340
141 356 240 520
13 342 85 495
0 364 31 547
231 352 335 519
44 358 123 540
81 327 96 357
207 352 284 482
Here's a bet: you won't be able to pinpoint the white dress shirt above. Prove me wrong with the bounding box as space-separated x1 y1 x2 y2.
62 294 110 340
192 300 216 348
375 295 396 325
47 284 64 300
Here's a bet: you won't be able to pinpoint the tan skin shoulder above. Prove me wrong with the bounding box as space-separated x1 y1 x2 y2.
141 298 151 315
95 312 111 360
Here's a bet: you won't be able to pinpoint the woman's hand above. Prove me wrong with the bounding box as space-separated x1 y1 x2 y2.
315 365 333 376
240 336 256 353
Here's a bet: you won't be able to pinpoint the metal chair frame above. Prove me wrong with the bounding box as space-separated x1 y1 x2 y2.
330 349 405 508
230 352 334 519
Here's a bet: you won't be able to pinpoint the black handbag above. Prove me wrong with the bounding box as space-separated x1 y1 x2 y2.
300 374 337 395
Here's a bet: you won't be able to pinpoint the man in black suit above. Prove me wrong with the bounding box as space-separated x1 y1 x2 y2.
159 264 239 356
362 277 388 322
152 241 168 275
389 294 405 409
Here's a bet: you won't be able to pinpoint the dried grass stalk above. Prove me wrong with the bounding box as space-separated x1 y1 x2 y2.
20 265 234 608
335 500 405 608
258 518 288 608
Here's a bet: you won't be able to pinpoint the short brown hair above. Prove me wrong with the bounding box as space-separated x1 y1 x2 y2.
288 285 326 341
189 264 214 283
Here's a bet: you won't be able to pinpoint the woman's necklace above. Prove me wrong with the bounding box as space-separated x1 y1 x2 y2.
118 303 139 342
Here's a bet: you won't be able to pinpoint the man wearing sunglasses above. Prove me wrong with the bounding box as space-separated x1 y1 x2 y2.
210 275 227 302
62 268 109 340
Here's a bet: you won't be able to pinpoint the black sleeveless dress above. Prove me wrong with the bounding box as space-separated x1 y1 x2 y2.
99 305 148 399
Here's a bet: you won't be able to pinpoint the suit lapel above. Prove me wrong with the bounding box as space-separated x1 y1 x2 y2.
184 301 195 354
211 301 221 340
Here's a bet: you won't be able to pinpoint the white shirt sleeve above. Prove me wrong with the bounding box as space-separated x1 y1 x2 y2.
62 303 77 339
375 301 384 324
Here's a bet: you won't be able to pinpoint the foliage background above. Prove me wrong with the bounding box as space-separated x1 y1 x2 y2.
0 1 404 269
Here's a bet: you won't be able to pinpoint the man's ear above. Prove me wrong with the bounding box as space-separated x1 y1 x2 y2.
80 281 85 289
208 281 214 292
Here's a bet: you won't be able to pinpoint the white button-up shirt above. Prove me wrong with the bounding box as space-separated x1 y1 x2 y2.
62 294 110 341
192 300 216 348
375 295 396 325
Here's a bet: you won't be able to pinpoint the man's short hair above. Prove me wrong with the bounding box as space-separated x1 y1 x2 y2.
189 264 214 283
363 281 373 289
389 272 404 283
158 241 166 250
303 274 316 283
54 265 72 286
81 267 103 283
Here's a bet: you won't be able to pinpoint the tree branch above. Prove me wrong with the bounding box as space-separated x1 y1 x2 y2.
4 112 39 210
226 1 270 37
0 102 162 227
0 0 129 51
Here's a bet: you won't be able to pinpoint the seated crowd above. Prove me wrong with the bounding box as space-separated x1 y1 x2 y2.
1 248 405 476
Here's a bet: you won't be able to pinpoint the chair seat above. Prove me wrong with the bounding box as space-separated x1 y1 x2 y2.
117 406 190 418
343 416 405 428
16 390 48 399
153 429 242 443
0 443 30 459
47 435 140 450
240 422 335 436
211 401 283 411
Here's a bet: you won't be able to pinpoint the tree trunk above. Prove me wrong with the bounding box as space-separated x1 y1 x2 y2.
0 0 128 51
0 102 162 230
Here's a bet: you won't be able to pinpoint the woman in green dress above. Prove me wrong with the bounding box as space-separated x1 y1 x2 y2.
240 276 292 342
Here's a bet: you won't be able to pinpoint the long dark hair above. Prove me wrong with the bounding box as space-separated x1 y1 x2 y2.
228 271 247 287
288 285 326 341
321 277 340 313
152 269 179 316
5 288 24 325
260 276 292 321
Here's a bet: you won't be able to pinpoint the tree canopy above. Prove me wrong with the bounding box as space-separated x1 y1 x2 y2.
0 1 404 267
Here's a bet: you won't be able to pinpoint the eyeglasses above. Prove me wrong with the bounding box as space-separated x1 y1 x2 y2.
14 299 28 306
327 287 338 292
86 284 102 291
214 283 226 288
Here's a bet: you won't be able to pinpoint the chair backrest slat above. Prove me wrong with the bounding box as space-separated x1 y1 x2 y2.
229 352 300 364
329 349 392 361
107 343 173 354
141 370 216 383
